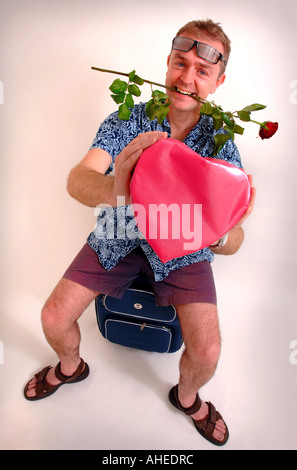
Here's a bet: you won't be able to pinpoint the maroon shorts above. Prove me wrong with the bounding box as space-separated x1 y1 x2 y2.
63 244 217 307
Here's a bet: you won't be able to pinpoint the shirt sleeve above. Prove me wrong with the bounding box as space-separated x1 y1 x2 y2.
89 110 139 174
216 135 243 169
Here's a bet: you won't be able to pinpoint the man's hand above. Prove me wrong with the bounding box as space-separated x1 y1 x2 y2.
67 131 167 208
112 131 168 205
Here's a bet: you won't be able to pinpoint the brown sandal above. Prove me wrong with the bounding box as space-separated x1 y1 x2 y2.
24 358 89 401
169 385 229 446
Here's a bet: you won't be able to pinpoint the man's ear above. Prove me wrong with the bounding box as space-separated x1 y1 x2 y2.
167 54 171 67
210 73 226 94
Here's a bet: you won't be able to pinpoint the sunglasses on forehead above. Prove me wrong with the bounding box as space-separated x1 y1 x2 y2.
171 36 227 66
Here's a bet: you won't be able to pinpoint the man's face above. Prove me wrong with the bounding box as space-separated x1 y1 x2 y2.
165 33 226 115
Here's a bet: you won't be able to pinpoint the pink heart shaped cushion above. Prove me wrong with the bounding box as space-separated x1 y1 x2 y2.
130 139 250 263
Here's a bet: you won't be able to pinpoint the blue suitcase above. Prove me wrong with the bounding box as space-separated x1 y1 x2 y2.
95 273 183 353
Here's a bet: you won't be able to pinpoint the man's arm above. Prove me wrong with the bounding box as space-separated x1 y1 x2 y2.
67 148 114 207
209 226 245 255
67 131 168 208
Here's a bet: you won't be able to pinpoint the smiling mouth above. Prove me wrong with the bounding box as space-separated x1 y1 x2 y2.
174 87 197 98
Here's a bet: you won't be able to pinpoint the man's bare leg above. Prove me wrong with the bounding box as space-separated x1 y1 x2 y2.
25 278 99 398
175 302 226 442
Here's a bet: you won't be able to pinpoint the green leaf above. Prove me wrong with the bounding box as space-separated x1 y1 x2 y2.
118 102 131 120
200 102 213 115
109 79 128 94
241 103 266 112
225 127 234 141
155 106 170 124
214 133 230 147
129 70 136 82
213 134 230 156
234 124 244 135
152 90 168 103
125 93 134 108
128 84 141 97
222 113 233 128
128 69 144 86
145 98 169 123
213 116 223 131
211 107 223 130
237 110 251 122
133 74 144 86
146 99 157 120
111 92 125 104
212 107 222 120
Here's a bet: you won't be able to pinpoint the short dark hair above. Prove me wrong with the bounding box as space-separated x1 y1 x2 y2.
176 19 231 74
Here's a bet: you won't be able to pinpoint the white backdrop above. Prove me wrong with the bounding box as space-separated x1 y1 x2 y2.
0 0 296 451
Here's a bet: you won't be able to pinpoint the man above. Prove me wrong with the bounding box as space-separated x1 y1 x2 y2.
24 19 255 446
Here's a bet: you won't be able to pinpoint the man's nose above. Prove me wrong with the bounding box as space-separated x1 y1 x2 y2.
181 67 195 84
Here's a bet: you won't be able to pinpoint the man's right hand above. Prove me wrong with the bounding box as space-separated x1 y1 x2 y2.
112 131 168 205
67 131 167 208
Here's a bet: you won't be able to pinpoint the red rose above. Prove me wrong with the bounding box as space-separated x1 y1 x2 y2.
259 121 278 140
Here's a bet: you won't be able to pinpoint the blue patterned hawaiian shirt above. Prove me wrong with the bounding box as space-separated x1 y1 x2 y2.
87 102 242 282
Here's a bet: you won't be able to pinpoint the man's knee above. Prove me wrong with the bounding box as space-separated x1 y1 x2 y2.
177 302 221 368
189 340 221 368
41 297 62 330
41 285 71 330
41 278 97 331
